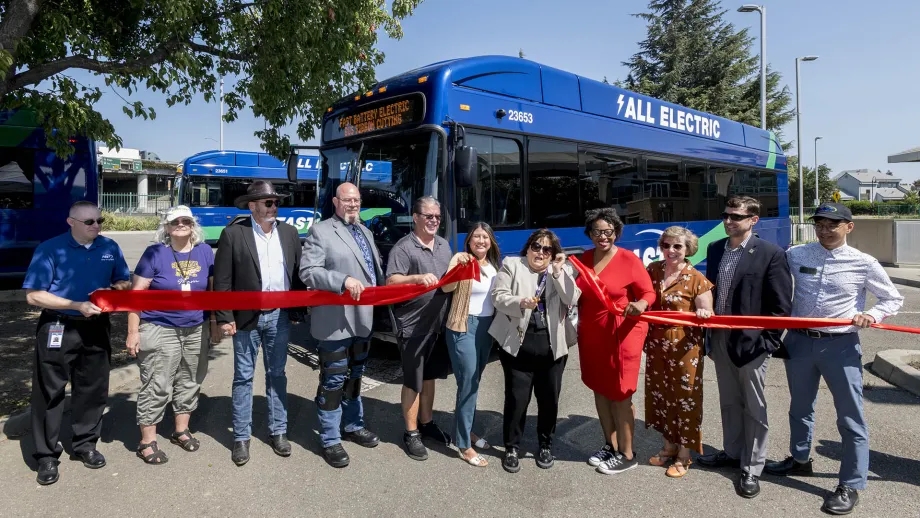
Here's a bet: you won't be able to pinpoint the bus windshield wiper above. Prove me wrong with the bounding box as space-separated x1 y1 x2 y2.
349 141 365 184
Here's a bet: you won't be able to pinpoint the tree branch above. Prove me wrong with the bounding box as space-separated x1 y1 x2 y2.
7 40 245 91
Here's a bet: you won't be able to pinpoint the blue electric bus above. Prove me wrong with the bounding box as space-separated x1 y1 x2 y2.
288 55 788 340
0 111 99 276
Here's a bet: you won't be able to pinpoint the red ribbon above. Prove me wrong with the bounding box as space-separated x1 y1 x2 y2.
91 261 480 312
568 255 920 335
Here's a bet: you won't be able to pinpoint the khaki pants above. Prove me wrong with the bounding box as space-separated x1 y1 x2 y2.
136 321 209 426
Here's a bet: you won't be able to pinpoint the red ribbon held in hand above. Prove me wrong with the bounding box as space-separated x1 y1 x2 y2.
91 261 480 312
568 255 920 335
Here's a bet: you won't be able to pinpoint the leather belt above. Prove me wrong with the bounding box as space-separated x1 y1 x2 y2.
794 328 854 339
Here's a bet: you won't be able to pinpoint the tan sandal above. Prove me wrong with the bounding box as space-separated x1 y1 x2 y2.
459 449 489 467
666 457 692 478
649 445 679 467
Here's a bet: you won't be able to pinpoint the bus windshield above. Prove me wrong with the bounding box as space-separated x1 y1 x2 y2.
319 130 442 258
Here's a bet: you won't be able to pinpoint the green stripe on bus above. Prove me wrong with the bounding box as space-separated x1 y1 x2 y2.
686 222 728 266
766 131 778 170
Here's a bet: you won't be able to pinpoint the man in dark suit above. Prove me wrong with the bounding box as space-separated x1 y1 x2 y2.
213 180 305 466
697 195 792 499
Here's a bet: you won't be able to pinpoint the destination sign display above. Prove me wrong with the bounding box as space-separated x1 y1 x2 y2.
324 94 425 142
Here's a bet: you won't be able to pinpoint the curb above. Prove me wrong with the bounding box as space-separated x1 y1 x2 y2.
889 276 920 289
0 289 25 303
872 349 920 397
0 361 139 442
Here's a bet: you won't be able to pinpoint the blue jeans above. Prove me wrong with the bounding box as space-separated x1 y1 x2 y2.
784 330 869 489
232 309 290 441
445 314 494 450
316 336 369 448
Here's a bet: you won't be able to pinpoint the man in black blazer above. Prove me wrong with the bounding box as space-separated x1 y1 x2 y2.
213 180 306 466
696 195 792 499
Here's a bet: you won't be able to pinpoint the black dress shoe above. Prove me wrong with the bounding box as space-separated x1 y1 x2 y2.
322 443 350 468
536 445 554 469
270 434 292 457
737 471 761 499
36 458 60 485
502 447 521 474
822 485 859 515
764 456 814 477
344 428 380 448
231 440 251 466
70 449 106 469
696 450 741 469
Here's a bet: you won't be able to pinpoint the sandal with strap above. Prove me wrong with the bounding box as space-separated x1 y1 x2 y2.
649 445 679 467
170 430 200 452
666 457 692 478
137 441 168 465
459 449 489 467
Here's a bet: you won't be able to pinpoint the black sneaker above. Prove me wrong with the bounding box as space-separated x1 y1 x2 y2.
596 451 639 475
502 447 521 473
322 443 350 468
588 444 615 467
536 446 554 469
343 428 380 448
403 430 428 461
418 420 452 446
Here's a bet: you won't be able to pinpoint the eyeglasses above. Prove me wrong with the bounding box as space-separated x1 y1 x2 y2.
660 243 684 250
71 217 105 226
721 212 754 222
590 228 616 238
169 218 194 227
529 242 554 255
813 221 844 231
417 213 441 222
337 197 361 206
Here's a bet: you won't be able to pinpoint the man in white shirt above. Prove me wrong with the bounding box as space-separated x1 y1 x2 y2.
214 181 306 466
766 203 903 516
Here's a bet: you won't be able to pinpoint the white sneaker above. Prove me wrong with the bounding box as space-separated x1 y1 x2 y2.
588 444 615 467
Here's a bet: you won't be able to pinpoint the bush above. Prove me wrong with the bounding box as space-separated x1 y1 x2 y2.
843 200 874 215
101 211 160 231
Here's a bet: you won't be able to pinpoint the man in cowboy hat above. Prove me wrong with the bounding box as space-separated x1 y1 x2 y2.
213 180 306 466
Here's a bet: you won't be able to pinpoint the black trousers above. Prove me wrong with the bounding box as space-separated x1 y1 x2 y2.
499 329 567 450
32 311 111 460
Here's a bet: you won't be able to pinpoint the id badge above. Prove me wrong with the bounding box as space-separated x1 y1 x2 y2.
180 281 191 292
48 324 65 349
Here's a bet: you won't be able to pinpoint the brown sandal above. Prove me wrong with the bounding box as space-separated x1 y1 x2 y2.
137 441 168 465
649 445 679 466
666 457 692 478
170 430 200 452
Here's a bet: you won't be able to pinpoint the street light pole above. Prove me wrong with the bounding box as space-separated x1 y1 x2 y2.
814 136 823 206
739 4 767 129
795 55 818 223
219 78 224 151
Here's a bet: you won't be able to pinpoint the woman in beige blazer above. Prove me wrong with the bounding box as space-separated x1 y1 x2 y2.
489 229 580 474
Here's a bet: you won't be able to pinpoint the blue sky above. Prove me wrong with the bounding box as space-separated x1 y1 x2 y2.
85 0 920 181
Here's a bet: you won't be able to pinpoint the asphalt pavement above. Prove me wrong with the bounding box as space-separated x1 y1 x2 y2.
0 232 918 518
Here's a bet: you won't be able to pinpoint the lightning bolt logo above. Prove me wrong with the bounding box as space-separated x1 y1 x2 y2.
617 94 624 116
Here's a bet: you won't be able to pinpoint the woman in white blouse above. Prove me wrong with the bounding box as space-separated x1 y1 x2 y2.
443 223 502 467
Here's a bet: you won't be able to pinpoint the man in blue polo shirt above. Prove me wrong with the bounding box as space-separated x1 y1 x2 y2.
22 200 131 485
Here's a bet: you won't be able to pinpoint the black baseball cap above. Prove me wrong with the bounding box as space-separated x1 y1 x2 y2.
810 202 852 222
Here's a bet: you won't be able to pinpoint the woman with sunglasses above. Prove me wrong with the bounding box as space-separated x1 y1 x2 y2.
488 229 580 473
644 226 714 478
126 206 218 464
442 222 501 467
576 208 656 476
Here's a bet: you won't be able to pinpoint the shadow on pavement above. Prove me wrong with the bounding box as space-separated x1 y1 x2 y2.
816 438 920 487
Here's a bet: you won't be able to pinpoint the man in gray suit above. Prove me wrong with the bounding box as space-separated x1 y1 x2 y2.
300 182 383 468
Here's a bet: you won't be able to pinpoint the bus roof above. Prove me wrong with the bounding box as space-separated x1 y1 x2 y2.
327 55 785 170
181 149 319 179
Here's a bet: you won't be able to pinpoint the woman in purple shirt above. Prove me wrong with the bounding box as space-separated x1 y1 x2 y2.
126 206 218 464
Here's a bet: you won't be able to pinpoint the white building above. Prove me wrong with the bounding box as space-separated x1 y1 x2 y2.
834 169 907 202
97 146 175 213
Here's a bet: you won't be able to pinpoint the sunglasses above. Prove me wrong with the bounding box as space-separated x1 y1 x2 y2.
417 213 441 221
660 243 684 250
721 212 754 222
260 200 278 208
590 229 616 238
169 218 194 227
529 242 554 255
72 217 105 226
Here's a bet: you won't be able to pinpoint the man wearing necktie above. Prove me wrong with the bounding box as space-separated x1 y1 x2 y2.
300 182 384 468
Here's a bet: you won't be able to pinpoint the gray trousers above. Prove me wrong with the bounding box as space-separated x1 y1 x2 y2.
137 321 209 426
709 330 770 476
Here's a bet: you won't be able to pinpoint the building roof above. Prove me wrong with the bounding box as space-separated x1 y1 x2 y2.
888 147 920 163
838 169 901 183
874 187 907 199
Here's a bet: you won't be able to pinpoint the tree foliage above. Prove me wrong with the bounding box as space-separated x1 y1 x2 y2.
620 0 794 144
787 155 836 206
0 0 423 157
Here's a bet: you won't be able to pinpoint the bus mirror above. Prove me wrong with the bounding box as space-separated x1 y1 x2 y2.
286 151 298 183
455 146 477 187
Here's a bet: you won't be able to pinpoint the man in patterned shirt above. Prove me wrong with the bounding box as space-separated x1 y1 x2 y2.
766 203 903 516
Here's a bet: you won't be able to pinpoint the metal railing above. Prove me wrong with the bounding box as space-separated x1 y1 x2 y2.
790 204 920 219
99 192 173 214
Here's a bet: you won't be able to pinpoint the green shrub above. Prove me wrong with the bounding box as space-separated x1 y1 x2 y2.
101 211 160 231
843 200 874 215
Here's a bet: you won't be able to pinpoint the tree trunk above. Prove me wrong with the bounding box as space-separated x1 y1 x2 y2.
0 0 44 99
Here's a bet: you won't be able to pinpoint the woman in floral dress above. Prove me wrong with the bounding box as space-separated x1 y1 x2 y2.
644 226 714 478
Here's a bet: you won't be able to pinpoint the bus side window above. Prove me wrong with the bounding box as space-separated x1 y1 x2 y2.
527 138 579 228
457 135 522 229
578 147 639 222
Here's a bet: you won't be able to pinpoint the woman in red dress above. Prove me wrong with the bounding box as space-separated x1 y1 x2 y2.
576 208 655 476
